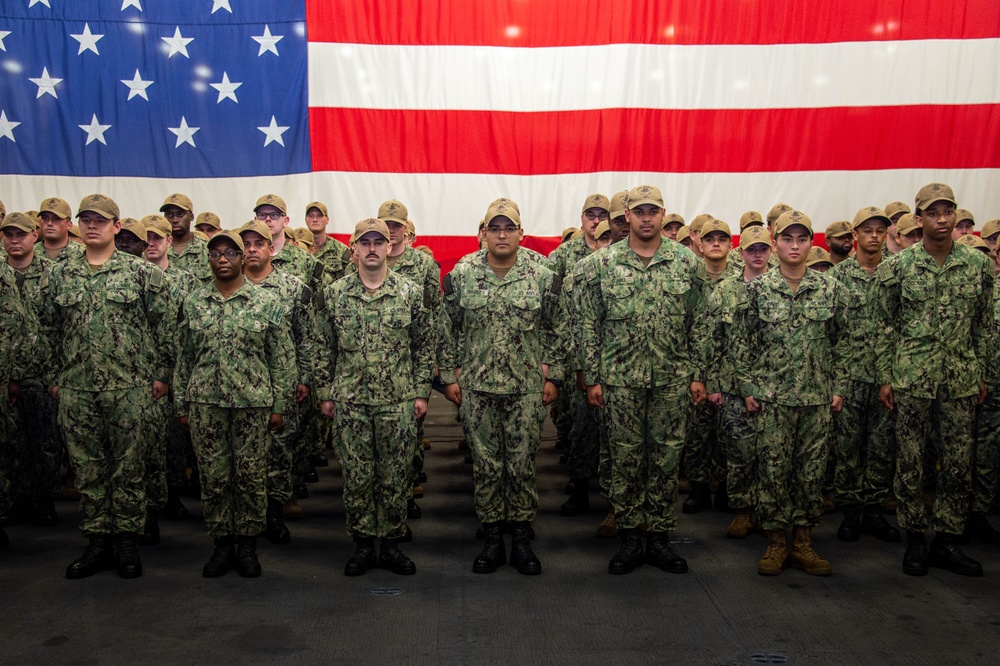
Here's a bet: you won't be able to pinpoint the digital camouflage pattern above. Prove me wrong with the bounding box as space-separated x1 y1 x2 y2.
313 237 352 282
718 393 758 509
1 263 33 511
168 234 212 283
971 280 1000 514
548 235 595 279
187 403 270 538
271 241 331 300
831 256 884 383
440 250 567 393
317 270 434 404
34 239 84 264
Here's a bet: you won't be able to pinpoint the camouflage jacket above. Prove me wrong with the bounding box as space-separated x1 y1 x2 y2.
1 263 33 381
441 250 567 394
313 236 352 282
38 250 174 391
577 238 706 390
249 267 322 388
272 240 331 305
874 242 994 399
734 268 850 406
316 270 434 405
830 257 883 384
34 240 83 264
700 273 751 396
174 281 295 415
9 253 51 387
989 281 1000 389
549 236 595 277
168 235 212 283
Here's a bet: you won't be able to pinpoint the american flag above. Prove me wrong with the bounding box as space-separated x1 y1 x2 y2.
2 0 999 271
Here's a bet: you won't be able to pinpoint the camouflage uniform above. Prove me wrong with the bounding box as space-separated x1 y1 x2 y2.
830 257 896 510
441 250 567 524
313 237 352 282
38 252 174 537
564 263 604 488
576 240 706 532
317 271 434 539
971 280 1000 515
874 243 994 534
174 282 295 538
734 269 849 530
168 235 212 283
1 264 33 516
703 274 758 510
34 240 83 264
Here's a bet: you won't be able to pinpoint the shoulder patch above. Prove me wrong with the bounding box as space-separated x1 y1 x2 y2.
876 261 895 284
550 273 563 294
442 272 454 296
583 259 599 284
300 285 312 306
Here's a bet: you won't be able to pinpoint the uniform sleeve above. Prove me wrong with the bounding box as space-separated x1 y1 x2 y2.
144 267 175 385
266 302 297 415
313 285 337 402
700 287 726 394
0 275 28 381
577 259 605 387
684 263 710 383
733 282 759 398
291 285 321 388
873 261 900 387
830 282 853 397
172 297 195 418
973 259 995 388
409 287 435 399
540 272 568 383
36 269 62 387
438 270 461 384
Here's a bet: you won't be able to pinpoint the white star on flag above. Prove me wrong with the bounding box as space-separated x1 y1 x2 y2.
168 116 200 148
252 25 283 57
121 0 142 10
210 72 242 103
79 114 111 145
162 27 193 58
121 70 153 101
71 23 105 56
212 0 232 14
0 30 11 52
0 110 21 142
29 0 51 8
257 116 289 146
29 67 63 99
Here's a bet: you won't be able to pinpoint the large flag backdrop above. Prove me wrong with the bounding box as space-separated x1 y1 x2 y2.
1 0 999 273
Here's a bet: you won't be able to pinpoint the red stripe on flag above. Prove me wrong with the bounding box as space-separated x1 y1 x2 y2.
306 0 1000 46
310 105 1000 175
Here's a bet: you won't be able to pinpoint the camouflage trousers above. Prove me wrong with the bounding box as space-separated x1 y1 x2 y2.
720 393 758 510
165 412 194 490
291 392 322 486
833 381 896 507
0 394 15 511
551 384 573 447
9 381 62 501
188 404 270 538
333 401 413 540
604 385 687 533
894 392 975 533
265 399 301 503
567 390 602 480
972 389 1000 514
59 387 153 536
756 402 830 531
683 399 724 484
462 390 542 524
146 399 171 510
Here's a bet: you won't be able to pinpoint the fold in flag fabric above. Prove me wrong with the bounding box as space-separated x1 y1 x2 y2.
2 0 999 273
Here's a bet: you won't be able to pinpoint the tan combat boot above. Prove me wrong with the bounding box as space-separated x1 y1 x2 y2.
727 510 754 539
596 510 618 539
757 530 788 576
788 525 832 576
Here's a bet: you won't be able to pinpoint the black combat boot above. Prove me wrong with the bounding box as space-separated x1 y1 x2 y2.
682 482 712 514
140 509 160 546
560 478 590 516
115 534 143 579
962 512 1000 545
66 535 116 579
860 504 901 542
263 498 291 545
473 522 506 573
509 522 541 575
379 538 416 575
236 536 262 577
162 488 189 520
202 536 237 578
929 533 983 577
836 503 863 542
345 536 378 576
608 528 644 574
645 532 688 573
902 530 929 576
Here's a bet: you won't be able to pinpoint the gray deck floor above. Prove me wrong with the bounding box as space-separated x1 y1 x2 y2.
2 392 998 665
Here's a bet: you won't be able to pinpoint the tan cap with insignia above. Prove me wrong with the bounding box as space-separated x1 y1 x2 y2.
895 213 919 237
956 208 975 224
119 218 146 238
826 220 853 237
142 215 171 238
915 183 956 212
254 194 287 215
353 217 391 243
689 214 714 234
766 203 793 225
595 221 611 238
956 234 989 251
239 219 274 243
306 201 328 217
159 193 193 212
208 229 244 251
193 230 210 241
609 191 628 219
292 227 313 246
626 185 664 209
484 202 522 229
561 227 579 242
701 218 732 238
739 211 764 231
39 197 72 219
582 194 610 213
739 225 772 249
77 194 120 220
774 210 813 236
662 212 685 228
884 201 911 219
806 246 832 267
851 206 890 230
981 219 1000 240
489 197 520 214
676 226 691 243
0 212 36 233
196 212 222 229
377 199 408 225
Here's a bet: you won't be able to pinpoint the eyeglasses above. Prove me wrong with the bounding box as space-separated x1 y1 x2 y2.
584 211 609 221
208 249 243 261
255 211 284 221
486 226 517 236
